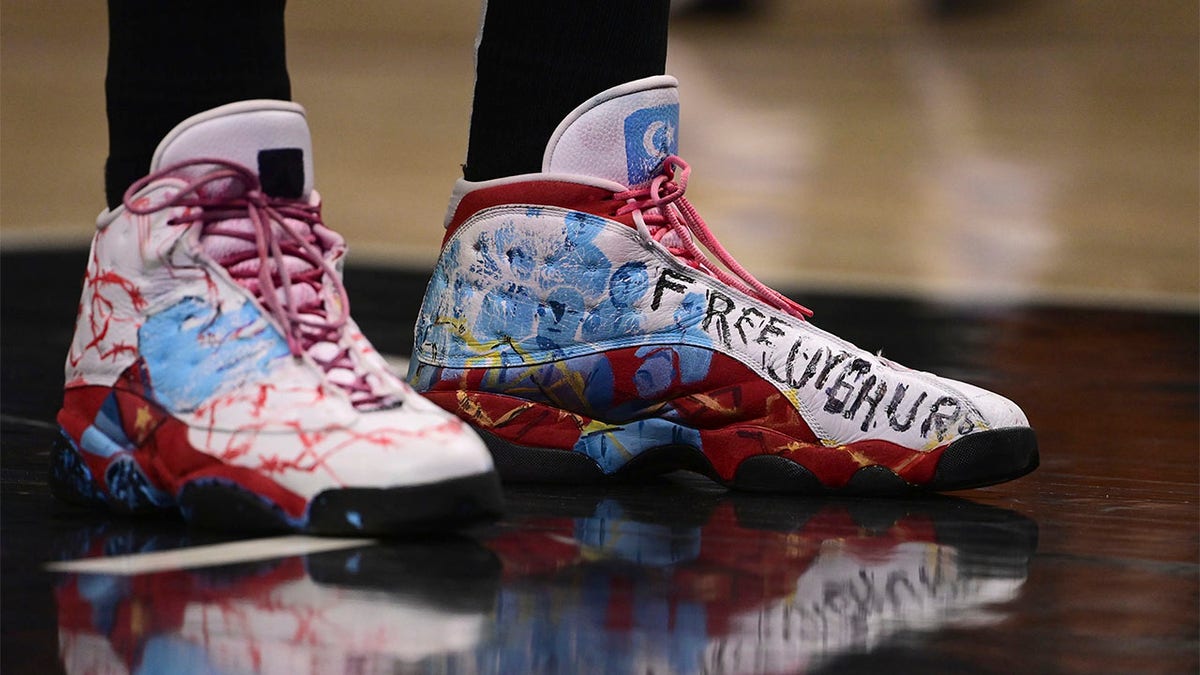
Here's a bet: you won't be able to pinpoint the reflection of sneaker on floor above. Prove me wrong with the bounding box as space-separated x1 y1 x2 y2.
52 101 502 534
53 530 500 674
700 497 1035 674
483 484 1036 675
409 76 1038 493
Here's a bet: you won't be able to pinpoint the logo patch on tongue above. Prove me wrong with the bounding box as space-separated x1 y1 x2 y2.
623 104 679 186
258 148 305 198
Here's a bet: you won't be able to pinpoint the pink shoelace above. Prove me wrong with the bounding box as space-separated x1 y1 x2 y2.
614 156 813 320
124 158 390 409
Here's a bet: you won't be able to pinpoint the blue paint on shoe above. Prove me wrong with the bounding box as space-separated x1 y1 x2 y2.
574 418 703 474
104 456 173 511
138 297 290 412
623 104 679 185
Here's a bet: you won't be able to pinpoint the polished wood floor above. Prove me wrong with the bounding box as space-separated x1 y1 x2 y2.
1 1 1198 673
1 0 1197 307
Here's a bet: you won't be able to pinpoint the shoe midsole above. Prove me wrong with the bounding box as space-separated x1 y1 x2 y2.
419 387 952 489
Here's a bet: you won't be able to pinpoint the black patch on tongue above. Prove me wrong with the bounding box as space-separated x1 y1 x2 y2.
257 148 304 198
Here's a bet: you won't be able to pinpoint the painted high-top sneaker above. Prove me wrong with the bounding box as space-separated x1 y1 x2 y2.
54 100 502 533
409 76 1037 494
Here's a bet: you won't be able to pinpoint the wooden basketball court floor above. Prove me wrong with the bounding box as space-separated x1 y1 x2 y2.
2 2 1196 673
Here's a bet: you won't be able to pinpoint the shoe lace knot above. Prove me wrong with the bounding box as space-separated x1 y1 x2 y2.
614 156 813 320
123 158 394 409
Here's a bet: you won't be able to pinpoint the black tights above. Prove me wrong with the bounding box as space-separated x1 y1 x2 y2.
104 0 669 208
104 0 290 208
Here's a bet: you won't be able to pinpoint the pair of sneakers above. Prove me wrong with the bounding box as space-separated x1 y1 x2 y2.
52 77 1038 535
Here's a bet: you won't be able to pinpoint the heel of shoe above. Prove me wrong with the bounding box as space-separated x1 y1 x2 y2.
48 432 109 509
49 428 176 515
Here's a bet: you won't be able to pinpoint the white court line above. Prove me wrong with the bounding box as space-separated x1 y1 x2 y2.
45 535 376 575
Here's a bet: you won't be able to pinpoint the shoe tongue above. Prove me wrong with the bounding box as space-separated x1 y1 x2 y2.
155 102 383 404
543 76 680 189
151 100 315 199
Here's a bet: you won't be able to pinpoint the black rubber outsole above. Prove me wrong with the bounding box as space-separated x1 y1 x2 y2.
179 471 506 536
478 426 1039 495
50 433 506 535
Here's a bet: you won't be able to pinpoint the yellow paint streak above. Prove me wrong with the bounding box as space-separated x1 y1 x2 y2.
890 453 920 473
490 402 543 427
842 446 874 468
688 393 739 416
455 391 509 428
602 431 633 459
778 440 819 453
456 390 591 432
547 359 591 398
582 419 620 435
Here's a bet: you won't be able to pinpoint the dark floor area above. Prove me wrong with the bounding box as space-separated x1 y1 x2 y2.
3 249 1197 674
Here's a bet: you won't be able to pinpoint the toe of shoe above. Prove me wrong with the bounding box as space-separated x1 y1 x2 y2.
929 379 1038 490
948 379 1030 430
333 405 496 490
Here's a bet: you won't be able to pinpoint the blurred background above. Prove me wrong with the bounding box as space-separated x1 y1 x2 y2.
2 0 1197 310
